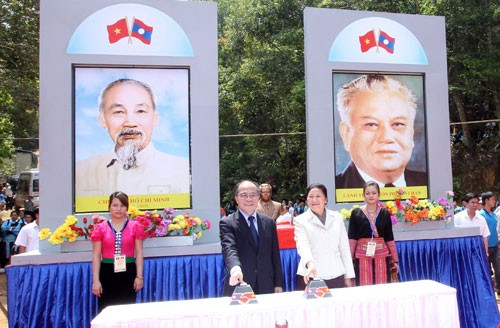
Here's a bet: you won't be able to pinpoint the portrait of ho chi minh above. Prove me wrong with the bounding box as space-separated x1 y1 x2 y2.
75 77 190 199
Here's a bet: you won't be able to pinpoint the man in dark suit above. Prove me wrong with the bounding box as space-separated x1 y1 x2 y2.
219 180 283 296
335 75 427 189
336 162 427 189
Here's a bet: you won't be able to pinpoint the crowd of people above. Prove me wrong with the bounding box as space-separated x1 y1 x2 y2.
0 182 40 273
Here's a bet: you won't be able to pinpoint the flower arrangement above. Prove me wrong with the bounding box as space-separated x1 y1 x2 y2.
39 208 211 245
339 190 454 225
383 189 454 224
128 206 211 240
39 214 106 245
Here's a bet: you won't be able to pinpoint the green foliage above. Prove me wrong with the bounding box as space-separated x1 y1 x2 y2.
0 90 16 177
0 0 40 152
219 0 500 203
451 133 500 200
219 0 313 203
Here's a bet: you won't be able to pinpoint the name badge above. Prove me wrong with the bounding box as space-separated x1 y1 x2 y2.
114 255 126 272
366 241 377 257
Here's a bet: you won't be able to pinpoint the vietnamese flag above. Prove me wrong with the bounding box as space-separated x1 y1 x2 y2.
107 18 129 44
359 30 377 53
378 30 396 54
131 18 153 44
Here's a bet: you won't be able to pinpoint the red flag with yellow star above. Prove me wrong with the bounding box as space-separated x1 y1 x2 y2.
359 30 376 53
107 18 129 44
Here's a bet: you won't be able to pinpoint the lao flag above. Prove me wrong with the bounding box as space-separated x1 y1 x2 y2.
131 18 153 44
359 30 377 53
107 18 129 44
378 30 395 54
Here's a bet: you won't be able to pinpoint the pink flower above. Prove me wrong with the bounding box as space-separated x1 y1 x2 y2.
204 220 211 229
155 226 168 237
438 197 447 206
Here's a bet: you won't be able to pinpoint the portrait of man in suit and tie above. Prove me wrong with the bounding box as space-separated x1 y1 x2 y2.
219 180 283 296
334 74 428 192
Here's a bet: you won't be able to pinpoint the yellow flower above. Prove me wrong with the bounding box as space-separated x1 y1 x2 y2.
173 214 183 223
128 206 144 218
418 200 429 208
64 215 78 227
168 223 181 231
193 217 202 225
48 234 64 245
39 228 52 240
340 208 351 220
196 231 202 239
58 226 71 236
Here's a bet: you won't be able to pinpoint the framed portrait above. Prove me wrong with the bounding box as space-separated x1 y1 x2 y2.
73 66 191 212
333 72 428 202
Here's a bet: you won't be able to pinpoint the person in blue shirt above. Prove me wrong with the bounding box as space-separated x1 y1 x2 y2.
479 191 499 296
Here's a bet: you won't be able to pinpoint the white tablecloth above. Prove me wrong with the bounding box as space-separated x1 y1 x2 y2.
91 280 460 328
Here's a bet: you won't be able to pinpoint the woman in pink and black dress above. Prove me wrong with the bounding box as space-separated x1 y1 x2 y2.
348 181 399 286
91 191 146 313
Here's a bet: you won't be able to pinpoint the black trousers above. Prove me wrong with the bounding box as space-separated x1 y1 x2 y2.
98 262 137 313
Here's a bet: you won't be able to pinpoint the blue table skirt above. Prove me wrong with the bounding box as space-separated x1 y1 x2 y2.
7 236 499 328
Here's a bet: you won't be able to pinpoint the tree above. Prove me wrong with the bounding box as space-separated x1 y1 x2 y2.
218 0 314 203
0 0 40 153
0 90 16 177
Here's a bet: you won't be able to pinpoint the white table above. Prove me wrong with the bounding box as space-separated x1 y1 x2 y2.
91 280 460 328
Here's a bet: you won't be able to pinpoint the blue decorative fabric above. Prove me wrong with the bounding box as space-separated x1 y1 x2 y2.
397 236 500 328
138 254 226 302
279 248 300 291
6 237 499 328
7 262 96 328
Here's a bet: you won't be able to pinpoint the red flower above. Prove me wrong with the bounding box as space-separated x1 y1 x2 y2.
83 217 88 224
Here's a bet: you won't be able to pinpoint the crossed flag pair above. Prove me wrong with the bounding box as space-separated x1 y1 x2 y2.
359 29 395 54
107 17 153 45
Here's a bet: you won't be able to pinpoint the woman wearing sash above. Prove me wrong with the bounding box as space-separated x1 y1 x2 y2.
91 191 146 313
348 181 399 286
294 183 355 290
